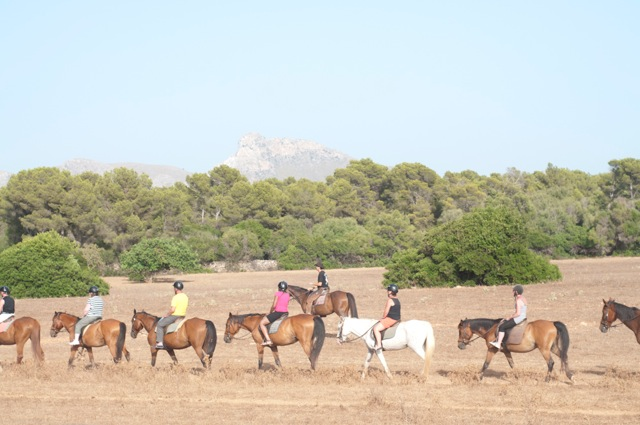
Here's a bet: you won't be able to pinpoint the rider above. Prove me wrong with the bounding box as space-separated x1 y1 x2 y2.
70 286 104 345
259 281 291 346
373 284 401 350
490 284 528 349
306 260 329 312
0 286 15 325
155 281 188 349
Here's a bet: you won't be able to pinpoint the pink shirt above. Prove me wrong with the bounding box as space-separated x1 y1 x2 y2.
274 291 290 313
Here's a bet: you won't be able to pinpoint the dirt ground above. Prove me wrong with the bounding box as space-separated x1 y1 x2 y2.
2 257 640 424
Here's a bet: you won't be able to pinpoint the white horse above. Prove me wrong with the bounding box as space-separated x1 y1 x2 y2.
337 317 435 379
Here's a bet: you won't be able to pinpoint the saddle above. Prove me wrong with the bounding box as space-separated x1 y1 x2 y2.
79 319 102 339
0 315 14 333
155 317 186 335
369 321 401 349
267 313 288 334
314 288 329 306
495 319 528 346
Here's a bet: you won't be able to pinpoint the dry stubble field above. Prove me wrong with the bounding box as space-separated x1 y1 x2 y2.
2 257 640 424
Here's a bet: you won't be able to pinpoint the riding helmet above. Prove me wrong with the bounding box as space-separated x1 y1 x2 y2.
88 286 99 294
513 284 524 295
173 281 184 290
0 286 9 294
278 281 288 291
387 284 399 295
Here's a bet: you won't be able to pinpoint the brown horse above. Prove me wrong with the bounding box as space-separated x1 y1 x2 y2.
286 284 358 318
600 298 640 344
50 312 130 367
457 318 573 382
0 317 45 364
223 313 325 370
130 310 217 367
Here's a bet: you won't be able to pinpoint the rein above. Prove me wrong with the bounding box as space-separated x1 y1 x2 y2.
603 304 640 329
227 316 261 340
460 321 498 346
338 321 378 344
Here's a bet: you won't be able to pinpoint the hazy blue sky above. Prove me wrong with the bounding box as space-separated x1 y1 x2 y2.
1 2 638 177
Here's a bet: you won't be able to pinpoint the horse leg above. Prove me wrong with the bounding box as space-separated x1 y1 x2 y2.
86 347 96 367
166 348 179 365
503 350 515 369
375 350 393 379
15 337 25 364
539 347 555 382
68 346 79 368
123 346 131 362
271 346 281 368
479 350 497 381
361 349 375 380
192 345 208 368
150 348 159 367
256 345 265 369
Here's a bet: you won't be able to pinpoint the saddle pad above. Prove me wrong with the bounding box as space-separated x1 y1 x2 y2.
160 317 186 335
314 291 327 306
80 319 102 337
267 314 288 334
505 320 528 345
0 317 14 333
380 321 401 340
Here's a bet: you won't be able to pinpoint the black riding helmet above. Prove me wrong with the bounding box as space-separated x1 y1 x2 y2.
513 284 524 295
88 286 99 294
0 286 9 294
387 284 399 295
278 281 288 291
173 281 184 290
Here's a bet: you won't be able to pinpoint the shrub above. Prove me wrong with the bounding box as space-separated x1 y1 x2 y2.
120 238 202 282
0 231 108 298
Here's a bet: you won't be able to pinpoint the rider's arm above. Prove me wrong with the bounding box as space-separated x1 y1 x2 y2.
165 305 176 318
269 295 278 313
381 298 393 319
83 301 91 316
509 299 523 320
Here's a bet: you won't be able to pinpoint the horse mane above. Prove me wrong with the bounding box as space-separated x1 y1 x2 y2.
466 318 501 331
57 311 80 320
611 300 640 322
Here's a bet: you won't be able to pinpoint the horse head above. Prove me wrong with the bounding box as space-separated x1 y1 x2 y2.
223 313 240 343
457 319 472 350
600 298 616 333
50 311 69 337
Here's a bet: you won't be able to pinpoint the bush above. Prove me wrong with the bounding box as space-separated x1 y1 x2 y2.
385 207 561 288
0 231 108 298
120 238 202 281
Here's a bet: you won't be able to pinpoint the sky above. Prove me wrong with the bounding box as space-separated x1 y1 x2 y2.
1 2 638 177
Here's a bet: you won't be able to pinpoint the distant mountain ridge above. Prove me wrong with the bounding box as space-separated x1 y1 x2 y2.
0 134 353 187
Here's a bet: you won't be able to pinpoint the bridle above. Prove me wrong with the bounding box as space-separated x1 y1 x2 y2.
601 302 640 329
224 316 259 341
457 321 494 346
336 319 377 344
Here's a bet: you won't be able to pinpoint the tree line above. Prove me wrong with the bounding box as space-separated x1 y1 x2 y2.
0 158 638 287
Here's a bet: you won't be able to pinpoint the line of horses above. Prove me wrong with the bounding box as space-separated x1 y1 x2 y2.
1 294 639 383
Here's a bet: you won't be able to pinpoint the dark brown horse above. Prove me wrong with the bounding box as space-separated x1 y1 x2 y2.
50 312 130 367
223 313 325 370
600 298 640 344
286 284 358 318
457 318 573 382
130 310 217 367
0 317 45 364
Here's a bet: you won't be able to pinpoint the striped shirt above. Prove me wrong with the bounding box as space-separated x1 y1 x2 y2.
86 296 104 317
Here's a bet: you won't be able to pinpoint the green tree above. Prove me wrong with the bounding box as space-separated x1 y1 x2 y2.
120 238 202 281
0 231 107 298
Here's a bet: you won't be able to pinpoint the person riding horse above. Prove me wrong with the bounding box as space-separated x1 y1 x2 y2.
70 285 104 345
306 261 329 312
373 284 401 350
259 281 291 346
491 284 528 349
0 286 16 329
155 281 188 350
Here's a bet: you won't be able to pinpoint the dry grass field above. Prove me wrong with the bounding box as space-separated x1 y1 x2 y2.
2 257 640 424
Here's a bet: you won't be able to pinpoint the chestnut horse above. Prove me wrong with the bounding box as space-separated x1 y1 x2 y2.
223 313 325 370
130 310 217 368
0 317 45 364
286 284 358 318
50 312 130 367
457 318 573 382
600 298 640 344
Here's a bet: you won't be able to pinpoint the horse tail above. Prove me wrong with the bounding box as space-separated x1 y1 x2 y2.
203 320 217 356
115 322 126 363
553 321 573 380
347 292 358 318
309 316 326 370
30 320 45 363
423 322 435 378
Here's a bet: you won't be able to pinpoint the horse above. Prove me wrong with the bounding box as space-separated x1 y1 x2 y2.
337 317 435 379
600 298 640 344
0 317 45 364
130 310 217 367
457 318 573 382
286 284 358 318
223 313 325 370
50 312 130 367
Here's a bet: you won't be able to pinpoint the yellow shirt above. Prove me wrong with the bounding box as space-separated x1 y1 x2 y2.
171 293 188 316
